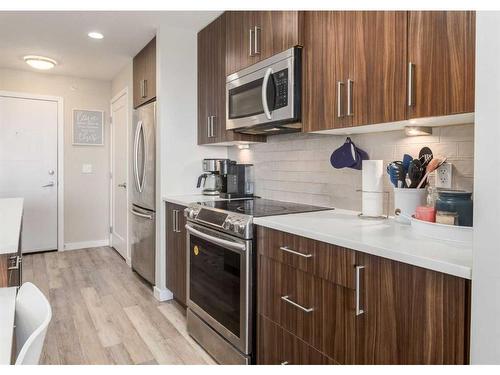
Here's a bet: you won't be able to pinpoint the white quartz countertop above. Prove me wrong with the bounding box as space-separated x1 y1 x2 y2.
0 198 23 255
254 209 472 279
0 287 17 364
163 194 226 206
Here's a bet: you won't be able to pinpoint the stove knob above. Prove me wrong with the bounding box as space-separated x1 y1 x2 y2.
223 221 231 230
237 223 245 234
229 223 235 231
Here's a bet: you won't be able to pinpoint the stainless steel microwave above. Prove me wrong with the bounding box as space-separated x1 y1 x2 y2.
226 47 301 135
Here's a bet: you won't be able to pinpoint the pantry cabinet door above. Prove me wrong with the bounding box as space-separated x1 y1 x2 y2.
351 11 407 126
302 11 352 132
407 11 475 118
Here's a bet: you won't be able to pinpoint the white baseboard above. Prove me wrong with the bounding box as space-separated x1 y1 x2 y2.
64 239 110 251
154 286 173 302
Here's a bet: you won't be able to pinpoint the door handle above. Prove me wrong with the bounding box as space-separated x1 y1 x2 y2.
254 26 261 55
408 62 415 107
131 208 153 220
355 265 365 316
133 121 142 191
337 81 344 118
8 255 21 270
281 295 314 313
347 79 354 117
118 183 127 188
249 28 254 56
42 182 55 188
262 67 273 120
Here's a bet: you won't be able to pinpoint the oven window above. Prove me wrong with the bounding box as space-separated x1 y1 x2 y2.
189 234 241 337
228 78 264 119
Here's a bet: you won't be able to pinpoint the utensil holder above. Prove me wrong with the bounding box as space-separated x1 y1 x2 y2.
393 188 427 224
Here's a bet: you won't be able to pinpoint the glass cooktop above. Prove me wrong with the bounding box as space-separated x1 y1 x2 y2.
197 198 332 218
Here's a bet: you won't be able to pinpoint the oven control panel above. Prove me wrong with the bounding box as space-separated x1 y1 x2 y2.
185 205 252 239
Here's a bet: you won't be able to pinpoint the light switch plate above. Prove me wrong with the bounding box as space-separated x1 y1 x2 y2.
435 162 452 189
82 164 93 174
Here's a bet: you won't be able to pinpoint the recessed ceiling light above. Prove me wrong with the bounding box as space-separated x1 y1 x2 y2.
23 55 57 70
88 31 104 39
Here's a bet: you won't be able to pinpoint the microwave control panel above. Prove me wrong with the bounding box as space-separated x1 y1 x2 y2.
273 68 288 110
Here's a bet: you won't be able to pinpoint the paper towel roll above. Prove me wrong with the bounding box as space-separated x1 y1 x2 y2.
362 192 384 217
362 160 383 193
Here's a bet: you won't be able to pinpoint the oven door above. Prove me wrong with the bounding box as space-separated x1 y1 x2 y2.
186 222 252 354
226 48 297 131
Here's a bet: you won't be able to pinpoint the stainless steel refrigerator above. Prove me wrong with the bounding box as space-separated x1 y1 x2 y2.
131 101 156 285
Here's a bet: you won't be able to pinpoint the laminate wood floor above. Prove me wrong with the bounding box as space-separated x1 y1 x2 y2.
22 246 216 365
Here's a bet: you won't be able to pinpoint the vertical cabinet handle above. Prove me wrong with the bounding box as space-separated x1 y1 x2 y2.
347 79 354 117
140 79 148 99
211 116 216 138
172 210 177 233
254 26 261 55
207 116 211 138
407 62 415 107
249 28 254 56
337 81 345 118
355 265 365 316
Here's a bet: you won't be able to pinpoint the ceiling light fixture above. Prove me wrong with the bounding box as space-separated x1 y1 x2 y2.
23 55 57 70
88 31 104 39
405 126 433 137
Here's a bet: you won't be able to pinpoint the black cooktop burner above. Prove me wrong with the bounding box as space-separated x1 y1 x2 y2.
197 198 331 217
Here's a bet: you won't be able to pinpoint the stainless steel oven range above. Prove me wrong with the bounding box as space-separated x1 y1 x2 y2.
184 199 330 364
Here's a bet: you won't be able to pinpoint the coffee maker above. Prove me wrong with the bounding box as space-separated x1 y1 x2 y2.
219 160 254 199
197 159 224 196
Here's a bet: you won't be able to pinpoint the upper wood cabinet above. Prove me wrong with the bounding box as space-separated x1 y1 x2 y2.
303 11 407 132
197 14 265 145
133 37 156 109
165 202 187 306
225 11 303 75
407 11 475 118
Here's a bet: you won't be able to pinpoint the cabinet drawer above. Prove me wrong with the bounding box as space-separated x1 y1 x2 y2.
258 314 337 365
258 256 355 363
257 226 356 289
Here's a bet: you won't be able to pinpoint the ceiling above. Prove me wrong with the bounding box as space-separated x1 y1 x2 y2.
0 11 222 81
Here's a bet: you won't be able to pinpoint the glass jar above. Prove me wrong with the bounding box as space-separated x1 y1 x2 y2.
435 191 473 227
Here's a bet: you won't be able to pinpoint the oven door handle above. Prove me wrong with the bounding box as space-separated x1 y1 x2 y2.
185 224 246 252
262 67 273 120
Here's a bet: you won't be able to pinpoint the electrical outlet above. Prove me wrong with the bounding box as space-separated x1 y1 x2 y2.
435 162 452 189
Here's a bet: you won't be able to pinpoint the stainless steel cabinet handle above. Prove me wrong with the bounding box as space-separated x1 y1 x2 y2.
279 246 312 258
42 182 55 188
347 79 354 117
210 116 216 138
118 182 127 188
131 209 153 220
281 361 289 365
337 81 344 118
249 28 254 56
355 265 365 316
8 255 21 270
254 26 261 55
141 79 148 98
281 295 314 313
172 210 177 232
207 116 211 138
408 62 415 107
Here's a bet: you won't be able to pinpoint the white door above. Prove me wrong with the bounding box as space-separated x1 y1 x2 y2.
110 93 128 260
0 95 58 253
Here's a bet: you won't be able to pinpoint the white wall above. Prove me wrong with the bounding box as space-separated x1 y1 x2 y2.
470 11 500 364
0 68 111 248
155 22 227 299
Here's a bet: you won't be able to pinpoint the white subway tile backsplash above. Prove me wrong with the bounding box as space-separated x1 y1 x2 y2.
229 124 474 210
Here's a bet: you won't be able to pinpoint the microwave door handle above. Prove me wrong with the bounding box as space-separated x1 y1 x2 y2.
262 67 273 120
133 121 142 191
185 224 246 252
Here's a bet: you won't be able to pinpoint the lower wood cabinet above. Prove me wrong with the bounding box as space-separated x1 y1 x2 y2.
256 226 471 365
165 202 187 306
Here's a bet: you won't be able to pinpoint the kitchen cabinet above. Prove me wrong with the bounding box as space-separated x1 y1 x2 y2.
303 11 407 131
256 226 471 365
407 11 475 118
133 37 156 109
225 11 303 75
198 14 265 145
165 202 187 305
0 252 21 288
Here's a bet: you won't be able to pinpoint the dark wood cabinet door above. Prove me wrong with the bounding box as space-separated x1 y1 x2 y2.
351 11 407 126
355 252 470 364
225 11 258 75
165 202 187 305
257 314 337 365
302 11 352 132
252 11 303 61
258 255 355 364
407 11 475 118
133 37 156 109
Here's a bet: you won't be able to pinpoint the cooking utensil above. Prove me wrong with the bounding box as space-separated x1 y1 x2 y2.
408 159 424 188
402 154 413 175
387 161 406 188
418 147 433 169
416 157 446 189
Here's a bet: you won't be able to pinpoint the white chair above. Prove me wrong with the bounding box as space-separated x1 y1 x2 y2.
14 282 52 365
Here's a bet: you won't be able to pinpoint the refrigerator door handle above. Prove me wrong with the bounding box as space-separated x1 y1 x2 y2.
139 121 147 193
133 120 142 192
131 208 153 220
